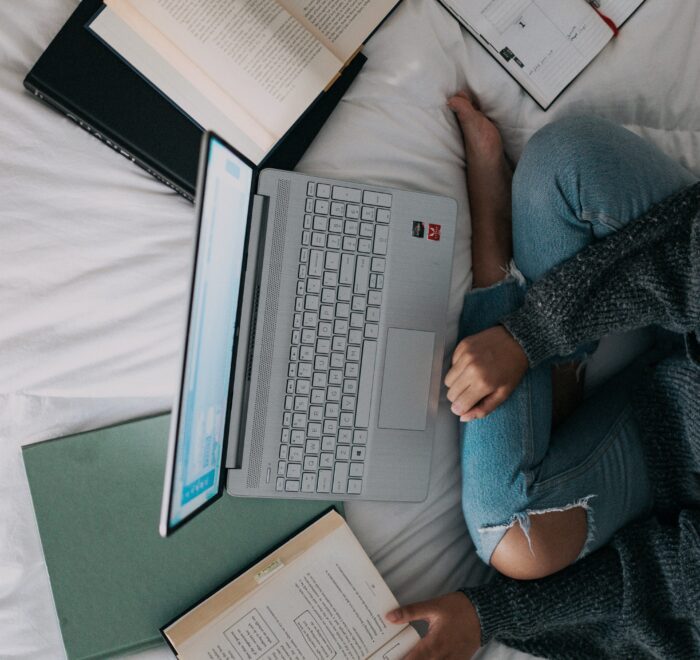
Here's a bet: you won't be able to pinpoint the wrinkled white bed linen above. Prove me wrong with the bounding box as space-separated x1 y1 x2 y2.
1 1 699 658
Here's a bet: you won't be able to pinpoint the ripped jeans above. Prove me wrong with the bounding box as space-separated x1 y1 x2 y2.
460 116 698 564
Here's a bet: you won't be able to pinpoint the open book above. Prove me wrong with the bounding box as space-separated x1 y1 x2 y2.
90 0 399 164
162 510 419 659
438 0 645 109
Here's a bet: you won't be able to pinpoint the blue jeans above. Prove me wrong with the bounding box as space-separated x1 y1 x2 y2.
460 116 697 564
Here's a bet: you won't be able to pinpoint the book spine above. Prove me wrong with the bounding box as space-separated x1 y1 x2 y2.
24 80 194 202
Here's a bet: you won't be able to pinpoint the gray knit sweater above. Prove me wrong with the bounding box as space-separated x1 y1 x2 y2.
463 182 700 659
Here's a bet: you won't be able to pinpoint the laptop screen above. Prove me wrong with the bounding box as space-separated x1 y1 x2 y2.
166 135 254 532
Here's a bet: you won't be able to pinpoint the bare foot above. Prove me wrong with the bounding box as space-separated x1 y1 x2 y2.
449 91 513 288
448 90 505 163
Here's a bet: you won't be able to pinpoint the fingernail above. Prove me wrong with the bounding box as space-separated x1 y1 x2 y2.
386 610 399 623
451 403 462 415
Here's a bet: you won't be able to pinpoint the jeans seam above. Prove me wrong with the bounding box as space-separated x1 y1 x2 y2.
529 406 633 493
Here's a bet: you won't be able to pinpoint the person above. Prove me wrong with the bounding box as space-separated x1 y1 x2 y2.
384 93 700 659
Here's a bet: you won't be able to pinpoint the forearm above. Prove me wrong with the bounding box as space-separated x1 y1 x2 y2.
502 185 700 366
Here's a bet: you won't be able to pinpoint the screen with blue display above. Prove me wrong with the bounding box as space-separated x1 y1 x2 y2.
169 137 253 528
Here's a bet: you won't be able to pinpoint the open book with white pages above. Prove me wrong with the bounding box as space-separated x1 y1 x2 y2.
438 0 645 109
161 510 419 660
90 0 399 164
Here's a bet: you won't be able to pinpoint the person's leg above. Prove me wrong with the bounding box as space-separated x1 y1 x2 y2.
450 107 693 578
511 115 697 282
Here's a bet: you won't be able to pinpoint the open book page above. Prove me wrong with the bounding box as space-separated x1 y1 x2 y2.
164 511 418 660
368 626 421 660
596 0 644 27
106 0 343 138
442 0 613 108
90 8 269 164
277 0 399 62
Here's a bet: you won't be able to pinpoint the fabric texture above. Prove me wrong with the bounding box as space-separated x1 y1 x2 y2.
463 182 700 659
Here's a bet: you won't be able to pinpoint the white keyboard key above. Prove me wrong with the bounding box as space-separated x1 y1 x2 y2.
317 469 332 492
373 225 389 255
316 183 331 198
327 234 341 250
358 238 372 253
348 479 363 494
306 438 321 454
292 413 307 428
346 345 361 361
325 403 340 417
329 217 343 233
306 182 315 196
339 254 355 285
320 451 334 466
376 208 391 223
332 336 347 352
323 419 338 434
332 186 362 203
346 204 360 219
306 278 320 293
368 290 382 306
313 216 328 232
315 199 329 214
316 338 331 354
307 423 322 438
363 191 391 207
299 345 314 360
366 307 380 322
359 222 374 237
287 463 302 478
278 461 286 476
336 445 351 460
339 411 354 427
338 429 352 443
354 256 370 294
291 430 305 445
276 477 285 491
371 257 385 272
327 386 341 401
343 380 358 394
305 198 314 213
351 446 366 461
342 395 356 410
330 352 344 368
285 479 300 492
320 305 334 321
353 430 368 444
361 206 375 221
311 232 325 247
302 230 310 245
356 341 377 427
289 446 303 462
350 312 363 328
309 405 323 421
344 220 358 235
348 329 363 344
308 250 324 276
301 473 316 492
332 463 349 494
303 215 312 229
281 428 290 444
337 287 352 302
365 324 379 339
343 236 358 251
311 389 325 404
305 295 319 311
350 462 364 477
330 201 345 216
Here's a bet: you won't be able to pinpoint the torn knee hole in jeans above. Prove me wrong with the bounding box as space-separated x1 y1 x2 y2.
478 495 597 560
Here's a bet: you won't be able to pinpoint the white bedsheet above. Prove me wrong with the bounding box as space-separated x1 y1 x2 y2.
1 1 699 658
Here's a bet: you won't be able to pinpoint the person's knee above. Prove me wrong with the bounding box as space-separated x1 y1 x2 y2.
489 507 589 580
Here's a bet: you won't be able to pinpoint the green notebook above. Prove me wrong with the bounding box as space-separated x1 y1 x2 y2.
22 414 338 660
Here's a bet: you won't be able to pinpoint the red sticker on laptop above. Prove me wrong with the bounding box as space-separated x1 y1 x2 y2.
428 224 441 241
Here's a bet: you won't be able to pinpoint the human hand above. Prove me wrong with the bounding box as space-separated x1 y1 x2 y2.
386 593 481 660
445 325 528 422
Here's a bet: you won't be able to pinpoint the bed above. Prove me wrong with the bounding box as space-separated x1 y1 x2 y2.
1 0 699 658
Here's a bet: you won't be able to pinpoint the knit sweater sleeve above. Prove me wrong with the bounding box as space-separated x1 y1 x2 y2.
502 183 700 367
462 511 700 656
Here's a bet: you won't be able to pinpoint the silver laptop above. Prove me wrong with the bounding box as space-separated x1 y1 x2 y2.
159 132 456 536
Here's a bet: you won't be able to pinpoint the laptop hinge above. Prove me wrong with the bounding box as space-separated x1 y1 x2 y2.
226 193 269 469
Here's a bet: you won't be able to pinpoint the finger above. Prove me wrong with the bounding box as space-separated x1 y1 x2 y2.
450 378 490 417
450 339 470 366
386 600 438 625
446 360 485 404
461 388 509 422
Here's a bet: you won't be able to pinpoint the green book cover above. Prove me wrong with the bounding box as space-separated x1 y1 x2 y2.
22 415 339 659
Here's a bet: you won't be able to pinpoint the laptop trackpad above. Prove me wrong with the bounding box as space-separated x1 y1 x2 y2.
378 328 435 431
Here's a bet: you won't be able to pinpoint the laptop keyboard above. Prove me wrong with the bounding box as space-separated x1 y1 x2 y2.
277 181 392 496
